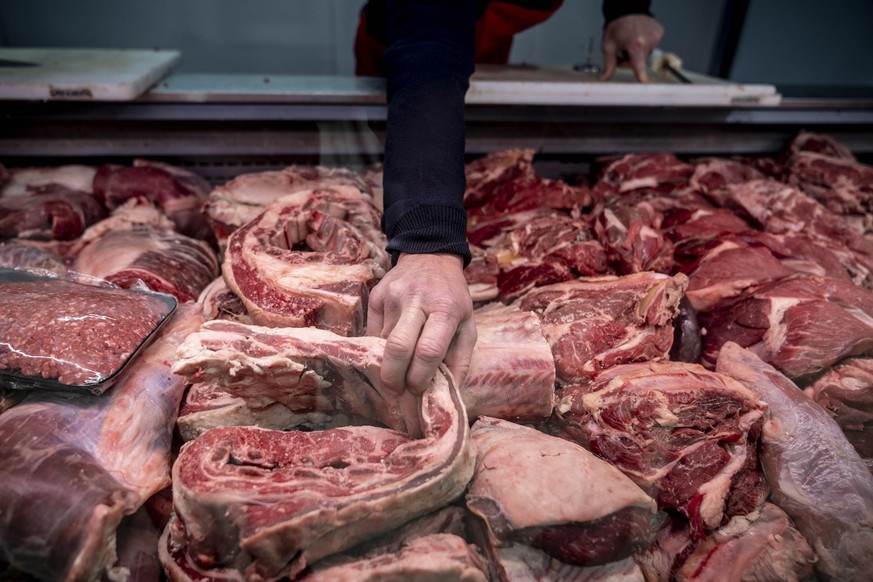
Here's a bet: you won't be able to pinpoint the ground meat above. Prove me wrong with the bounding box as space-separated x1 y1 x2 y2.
0 280 170 388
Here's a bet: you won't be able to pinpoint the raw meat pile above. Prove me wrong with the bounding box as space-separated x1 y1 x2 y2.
1 132 873 581
0 160 219 302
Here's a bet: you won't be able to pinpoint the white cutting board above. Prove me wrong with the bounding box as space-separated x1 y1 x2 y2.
467 64 781 106
0 48 181 101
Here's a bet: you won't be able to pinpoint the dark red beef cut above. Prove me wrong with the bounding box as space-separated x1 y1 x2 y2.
0 279 170 388
514 272 686 385
465 417 657 566
464 149 591 221
467 209 608 301
676 503 815 582
169 322 474 580
700 274 873 379
716 343 873 582
223 187 389 336
734 231 859 283
680 239 794 312
0 305 203 581
805 357 873 471
0 185 106 240
595 152 694 195
689 157 767 195
673 218 858 302
74 227 219 302
787 151 873 226
550 361 767 537
493 213 608 300
664 207 753 249
678 231 861 304
703 178 873 288
93 160 213 239
593 202 675 274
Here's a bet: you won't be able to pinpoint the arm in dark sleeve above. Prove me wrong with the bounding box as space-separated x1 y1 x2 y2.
602 0 652 25
382 0 476 266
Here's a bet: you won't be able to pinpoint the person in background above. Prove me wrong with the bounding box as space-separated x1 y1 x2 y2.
359 0 664 395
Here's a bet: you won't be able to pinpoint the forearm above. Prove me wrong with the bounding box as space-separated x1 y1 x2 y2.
382 0 475 265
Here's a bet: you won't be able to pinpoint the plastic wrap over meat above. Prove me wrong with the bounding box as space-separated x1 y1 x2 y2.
0 272 176 391
716 343 873 582
0 184 106 240
0 305 203 581
93 160 213 239
805 357 873 471
0 241 69 276
74 227 219 302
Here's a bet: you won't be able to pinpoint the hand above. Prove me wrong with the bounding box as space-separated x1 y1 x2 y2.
600 14 664 83
367 253 477 396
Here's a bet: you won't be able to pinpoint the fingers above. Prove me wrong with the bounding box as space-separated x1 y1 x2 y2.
381 306 427 394
599 40 618 81
368 253 474 397
405 312 464 394
444 317 478 389
600 14 663 83
365 288 384 338
627 44 650 84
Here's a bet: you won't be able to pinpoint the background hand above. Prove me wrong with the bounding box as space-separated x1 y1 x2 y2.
367 253 477 395
600 14 664 83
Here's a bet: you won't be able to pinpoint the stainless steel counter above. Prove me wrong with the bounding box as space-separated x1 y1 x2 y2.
2 72 872 164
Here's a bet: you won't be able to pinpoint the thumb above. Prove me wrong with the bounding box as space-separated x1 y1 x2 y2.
628 46 650 83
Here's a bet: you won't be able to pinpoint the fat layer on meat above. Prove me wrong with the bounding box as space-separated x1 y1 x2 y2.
168 322 475 580
716 342 873 582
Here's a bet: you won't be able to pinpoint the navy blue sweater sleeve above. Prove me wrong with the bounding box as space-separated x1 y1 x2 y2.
603 0 653 25
382 0 476 266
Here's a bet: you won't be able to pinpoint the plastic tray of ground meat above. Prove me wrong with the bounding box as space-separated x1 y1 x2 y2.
0 269 177 394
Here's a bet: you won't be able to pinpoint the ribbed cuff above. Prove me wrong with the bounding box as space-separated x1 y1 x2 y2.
384 204 471 267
